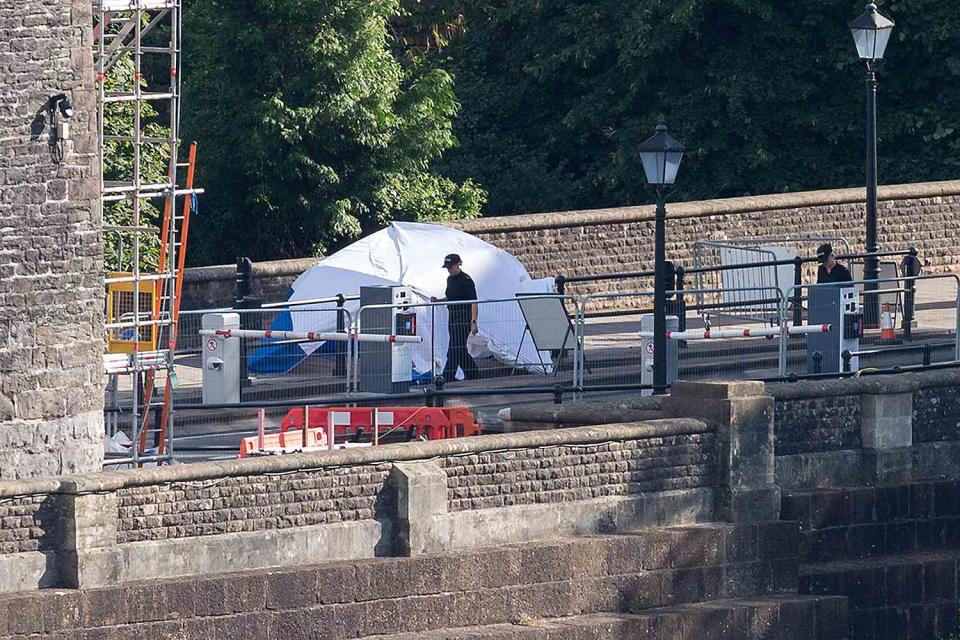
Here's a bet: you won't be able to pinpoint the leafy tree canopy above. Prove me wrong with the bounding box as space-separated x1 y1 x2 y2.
181 0 484 265
102 54 168 272
424 0 960 215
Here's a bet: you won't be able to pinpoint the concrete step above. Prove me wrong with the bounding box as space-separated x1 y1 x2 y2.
799 549 960 640
0 525 805 639
782 483 960 565
366 595 848 640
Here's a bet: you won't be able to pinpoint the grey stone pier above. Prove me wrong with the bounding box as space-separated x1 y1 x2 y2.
0 0 104 478
665 380 781 522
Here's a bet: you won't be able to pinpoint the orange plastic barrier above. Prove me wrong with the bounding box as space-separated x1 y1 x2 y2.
280 406 480 441
239 406 481 458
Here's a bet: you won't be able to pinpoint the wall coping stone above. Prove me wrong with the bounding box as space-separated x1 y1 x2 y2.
769 368 960 401
444 180 960 233
671 380 767 400
0 419 709 497
182 257 319 284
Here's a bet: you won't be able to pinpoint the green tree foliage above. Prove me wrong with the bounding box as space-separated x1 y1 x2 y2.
428 0 960 215
181 0 484 265
102 54 169 272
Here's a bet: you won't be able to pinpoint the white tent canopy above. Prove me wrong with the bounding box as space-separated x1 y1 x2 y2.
287 222 557 378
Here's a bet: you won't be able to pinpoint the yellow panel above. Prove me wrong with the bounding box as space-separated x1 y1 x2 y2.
106 272 158 354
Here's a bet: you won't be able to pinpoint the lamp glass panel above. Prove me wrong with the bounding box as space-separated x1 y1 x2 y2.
873 28 892 60
851 28 875 59
640 152 664 185
663 151 683 185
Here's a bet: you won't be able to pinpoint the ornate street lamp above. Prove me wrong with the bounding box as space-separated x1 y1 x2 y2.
638 122 683 394
850 2 894 326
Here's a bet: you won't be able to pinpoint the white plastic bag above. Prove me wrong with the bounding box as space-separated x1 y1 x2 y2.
466 333 494 359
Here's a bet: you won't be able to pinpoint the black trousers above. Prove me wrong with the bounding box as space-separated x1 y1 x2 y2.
443 320 479 381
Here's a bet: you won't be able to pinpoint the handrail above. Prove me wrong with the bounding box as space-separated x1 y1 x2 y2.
556 248 917 287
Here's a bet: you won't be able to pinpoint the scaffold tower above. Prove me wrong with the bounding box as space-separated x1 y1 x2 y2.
94 0 201 465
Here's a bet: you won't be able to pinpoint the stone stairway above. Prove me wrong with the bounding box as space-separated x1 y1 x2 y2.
0 522 847 639
368 597 847 639
783 481 960 640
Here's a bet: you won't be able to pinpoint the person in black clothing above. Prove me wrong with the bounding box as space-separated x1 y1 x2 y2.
816 243 853 284
431 254 480 381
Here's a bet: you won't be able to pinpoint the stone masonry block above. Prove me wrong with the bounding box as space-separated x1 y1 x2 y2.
861 393 913 450
757 521 799 560
194 573 267 616
670 381 767 401
390 461 450 556
59 491 122 589
264 568 319 611
665 380 779 523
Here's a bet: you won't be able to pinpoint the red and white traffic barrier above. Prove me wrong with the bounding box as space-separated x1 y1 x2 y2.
638 324 831 341
198 328 422 344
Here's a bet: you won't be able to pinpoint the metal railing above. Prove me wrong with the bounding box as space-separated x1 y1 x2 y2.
106 250 960 464
351 295 582 393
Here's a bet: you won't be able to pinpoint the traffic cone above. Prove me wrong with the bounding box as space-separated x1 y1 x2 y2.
879 303 899 343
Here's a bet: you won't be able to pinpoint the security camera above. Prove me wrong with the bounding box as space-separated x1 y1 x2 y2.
48 93 74 119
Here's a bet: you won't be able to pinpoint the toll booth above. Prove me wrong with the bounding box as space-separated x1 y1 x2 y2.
640 314 679 396
201 313 240 404
806 286 862 374
358 285 416 394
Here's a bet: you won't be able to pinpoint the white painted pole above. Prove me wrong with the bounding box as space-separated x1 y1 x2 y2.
638 324 831 341
327 411 335 451
257 408 265 452
198 328 422 343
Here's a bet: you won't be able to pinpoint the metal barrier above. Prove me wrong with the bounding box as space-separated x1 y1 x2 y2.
110 265 960 466
576 287 788 392
782 274 960 377
691 236 853 306
351 295 582 394
172 305 353 404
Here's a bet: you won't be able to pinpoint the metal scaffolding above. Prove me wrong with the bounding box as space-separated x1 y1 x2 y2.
94 0 201 465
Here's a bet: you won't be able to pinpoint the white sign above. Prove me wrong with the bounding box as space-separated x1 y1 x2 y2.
205 338 219 353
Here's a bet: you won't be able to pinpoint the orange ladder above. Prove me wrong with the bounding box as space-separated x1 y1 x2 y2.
138 142 198 456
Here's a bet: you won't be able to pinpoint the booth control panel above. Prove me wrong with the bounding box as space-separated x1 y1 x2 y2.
807 286 861 374
359 285 415 393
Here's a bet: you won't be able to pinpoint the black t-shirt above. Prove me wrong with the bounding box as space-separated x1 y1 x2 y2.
817 262 853 284
445 271 477 322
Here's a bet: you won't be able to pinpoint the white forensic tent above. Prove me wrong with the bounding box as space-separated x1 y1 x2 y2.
286 222 556 378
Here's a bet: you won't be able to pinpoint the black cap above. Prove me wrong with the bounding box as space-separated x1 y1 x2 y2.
442 253 462 268
816 243 833 263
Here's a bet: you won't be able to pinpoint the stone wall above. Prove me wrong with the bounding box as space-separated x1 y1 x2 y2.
115 465 393 543
180 257 318 309
0 0 104 478
784 482 960 564
0 495 59 556
769 370 960 489
179 180 960 310
773 395 861 456
0 407 733 591
444 181 960 299
441 433 715 512
0 522 845 640
912 384 960 443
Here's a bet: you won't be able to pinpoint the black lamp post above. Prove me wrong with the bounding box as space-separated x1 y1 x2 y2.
638 122 683 394
849 2 894 327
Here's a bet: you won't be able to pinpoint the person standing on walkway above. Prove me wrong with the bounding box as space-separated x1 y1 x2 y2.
431 254 480 381
816 243 853 284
